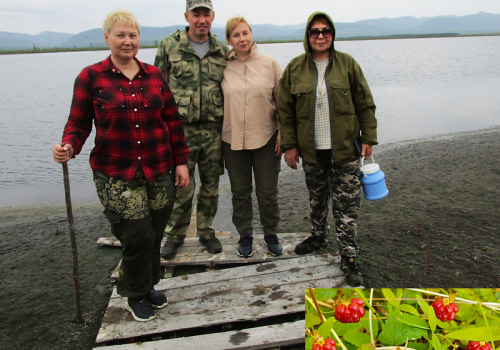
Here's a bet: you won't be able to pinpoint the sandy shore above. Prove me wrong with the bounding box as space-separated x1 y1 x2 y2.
1 126 499 349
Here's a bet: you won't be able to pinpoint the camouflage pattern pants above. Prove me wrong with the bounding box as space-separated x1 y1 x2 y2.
166 123 222 242
303 150 361 258
222 131 281 236
93 167 176 299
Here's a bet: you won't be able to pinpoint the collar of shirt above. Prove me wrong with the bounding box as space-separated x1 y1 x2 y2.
101 55 150 75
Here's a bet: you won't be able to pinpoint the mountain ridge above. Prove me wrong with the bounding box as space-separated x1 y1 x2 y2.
1 12 499 50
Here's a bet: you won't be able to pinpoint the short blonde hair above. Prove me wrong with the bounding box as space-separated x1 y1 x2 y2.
103 10 141 35
225 16 252 42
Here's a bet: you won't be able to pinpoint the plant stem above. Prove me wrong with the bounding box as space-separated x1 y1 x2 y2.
308 288 326 323
478 302 496 350
355 288 382 321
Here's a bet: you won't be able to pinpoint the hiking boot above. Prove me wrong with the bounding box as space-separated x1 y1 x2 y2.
264 234 283 256
161 240 183 259
340 255 363 287
294 234 328 255
237 233 253 258
199 236 222 254
126 298 156 322
147 289 168 309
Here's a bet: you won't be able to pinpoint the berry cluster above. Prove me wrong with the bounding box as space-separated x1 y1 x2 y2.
312 338 336 350
467 342 493 350
334 297 365 323
431 300 458 321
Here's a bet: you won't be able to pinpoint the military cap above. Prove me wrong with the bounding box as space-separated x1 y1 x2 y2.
186 0 213 11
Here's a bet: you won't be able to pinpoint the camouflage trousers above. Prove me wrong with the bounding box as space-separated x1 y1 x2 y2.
93 166 176 299
303 151 361 258
166 123 222 242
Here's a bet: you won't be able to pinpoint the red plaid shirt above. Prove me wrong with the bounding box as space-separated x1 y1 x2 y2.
62 56 189 182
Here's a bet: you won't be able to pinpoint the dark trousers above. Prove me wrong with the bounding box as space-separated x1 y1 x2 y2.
94 168 176 299
222 131 281 236
303 150 361 257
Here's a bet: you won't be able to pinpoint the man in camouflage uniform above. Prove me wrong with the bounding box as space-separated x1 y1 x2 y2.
154 0 228 258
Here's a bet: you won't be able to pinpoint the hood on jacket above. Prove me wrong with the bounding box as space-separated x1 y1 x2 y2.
303 11 336 59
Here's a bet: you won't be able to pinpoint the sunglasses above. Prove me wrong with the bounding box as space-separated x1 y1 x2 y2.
308 28 334 39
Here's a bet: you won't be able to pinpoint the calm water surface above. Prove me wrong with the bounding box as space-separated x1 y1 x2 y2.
1 36 499 208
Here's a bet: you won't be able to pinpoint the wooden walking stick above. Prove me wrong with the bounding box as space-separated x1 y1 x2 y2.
61 142 83 323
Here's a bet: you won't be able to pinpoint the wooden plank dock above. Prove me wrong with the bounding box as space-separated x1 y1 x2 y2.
93 319 304 349
96 254 348 345
98 232 312 266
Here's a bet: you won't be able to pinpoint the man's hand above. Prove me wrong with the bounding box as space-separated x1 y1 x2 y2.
175 165 189 189
284 148 299 170
361 144 373 160
53 143 73 163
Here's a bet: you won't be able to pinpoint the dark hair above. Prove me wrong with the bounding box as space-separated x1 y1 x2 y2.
308 14 333 30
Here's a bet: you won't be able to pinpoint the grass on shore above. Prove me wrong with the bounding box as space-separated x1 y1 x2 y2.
1 32 499 55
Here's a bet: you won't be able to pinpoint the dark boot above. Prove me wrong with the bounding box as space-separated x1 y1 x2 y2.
340 255 363 286
295 234 328 255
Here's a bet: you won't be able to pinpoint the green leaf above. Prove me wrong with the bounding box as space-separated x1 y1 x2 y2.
311 288 339 301
457 303 478 322
429 305 437 333
408 341 429 350
333 321 362 336
360 317 379 338
360 344 376 350
306 302 321 328
343 330 372 346
399 304 420 316
446 327 500 341
305 336 313 350
317 315 336 340
430 334 441 350
396 313 430 330
382 289 400 307
396 288 404 301
378 312 427 345
417 294 430 316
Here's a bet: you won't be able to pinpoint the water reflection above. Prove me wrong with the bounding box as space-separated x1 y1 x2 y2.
0 36 499 207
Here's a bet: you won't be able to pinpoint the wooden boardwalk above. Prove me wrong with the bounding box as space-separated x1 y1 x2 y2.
96 254 349 346
98 232 312 267
93 320 304 349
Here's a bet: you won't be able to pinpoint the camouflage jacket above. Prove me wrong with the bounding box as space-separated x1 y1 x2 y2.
154 27 228 125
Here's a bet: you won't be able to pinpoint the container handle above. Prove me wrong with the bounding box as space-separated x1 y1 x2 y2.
360 155 376 178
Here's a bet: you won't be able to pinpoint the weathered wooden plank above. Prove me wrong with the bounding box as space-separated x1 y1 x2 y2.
97 256 348 343
97 277 342 343
106 275 345 317
97 231 232 247
110 254 340 299
99 233 314 266
110 260 122 283
93 320 304 350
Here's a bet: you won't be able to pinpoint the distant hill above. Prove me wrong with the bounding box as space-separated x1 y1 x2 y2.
0 31 74 50
1 12 500 50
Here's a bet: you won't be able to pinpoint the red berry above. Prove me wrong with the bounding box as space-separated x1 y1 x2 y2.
431 300 444 311
323 343 335 350
450 302 459 313
351 297 364 306
348 302 360 315
345 312 355 323
324 339 336 346
335 304 348 321
312 344 322 350
357 305 366 318
467 342 481 350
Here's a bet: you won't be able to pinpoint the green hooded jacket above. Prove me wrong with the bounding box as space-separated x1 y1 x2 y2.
154 28 228 125
277 12 378 164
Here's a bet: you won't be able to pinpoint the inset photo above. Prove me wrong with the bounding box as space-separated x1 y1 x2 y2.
305 288 500 350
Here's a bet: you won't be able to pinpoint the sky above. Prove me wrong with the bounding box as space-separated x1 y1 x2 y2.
2 0 500 35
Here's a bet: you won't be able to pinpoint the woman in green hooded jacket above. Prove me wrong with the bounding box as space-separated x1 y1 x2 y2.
277 11 378 286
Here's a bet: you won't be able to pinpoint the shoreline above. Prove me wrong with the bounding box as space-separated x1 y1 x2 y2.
1 33 499 55
1 125 499 349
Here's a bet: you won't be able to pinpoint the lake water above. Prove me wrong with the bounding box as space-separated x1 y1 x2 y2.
1 36 499 208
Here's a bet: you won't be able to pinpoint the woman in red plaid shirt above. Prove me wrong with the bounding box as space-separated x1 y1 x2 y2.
52 10 189 322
